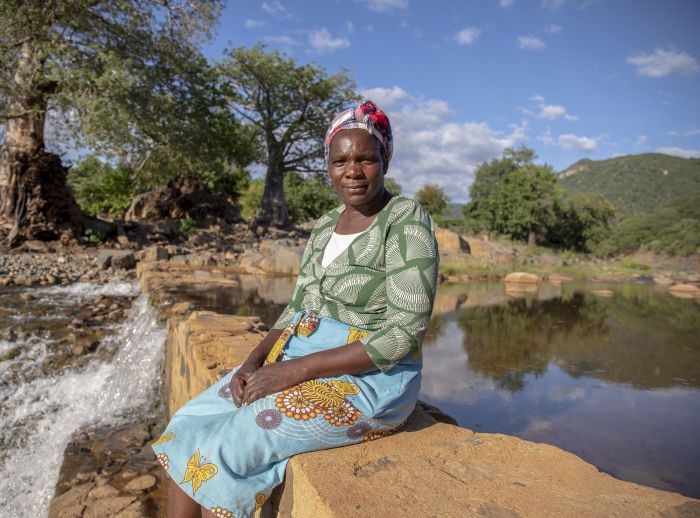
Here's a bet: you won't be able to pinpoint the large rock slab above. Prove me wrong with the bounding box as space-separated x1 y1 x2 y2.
164 310 699 517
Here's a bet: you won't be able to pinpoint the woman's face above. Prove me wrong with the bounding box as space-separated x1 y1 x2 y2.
328 128 386 208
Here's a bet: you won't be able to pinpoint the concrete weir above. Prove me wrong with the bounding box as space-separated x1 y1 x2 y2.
49 257 700 517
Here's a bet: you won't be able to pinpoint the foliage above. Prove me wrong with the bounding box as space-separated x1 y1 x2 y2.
384 177 402 195
284 172 339 223
558 153 700 220
0 0 256 191
239 173 339 224
416 184 449 217
239 180 266 222
594 195 700 257
67 155 134 217
548 192 617 252
218 44 357 226
81 229 102 247
178 216 197 237
464 147 558 244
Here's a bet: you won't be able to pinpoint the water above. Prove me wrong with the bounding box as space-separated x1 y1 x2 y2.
0 282 166 517
420 280 700 498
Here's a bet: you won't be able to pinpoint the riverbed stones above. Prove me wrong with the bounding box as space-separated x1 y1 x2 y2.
123 475 157 492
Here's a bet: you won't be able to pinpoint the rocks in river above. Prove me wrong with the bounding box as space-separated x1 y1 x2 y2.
504 272 540 283
668 283 700 298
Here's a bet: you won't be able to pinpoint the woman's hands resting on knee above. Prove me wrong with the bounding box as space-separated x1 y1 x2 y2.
238 340 377 406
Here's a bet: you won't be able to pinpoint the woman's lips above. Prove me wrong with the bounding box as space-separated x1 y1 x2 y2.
344 185 367 192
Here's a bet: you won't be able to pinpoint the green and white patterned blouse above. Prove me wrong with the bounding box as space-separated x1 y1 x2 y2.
272 195 440 372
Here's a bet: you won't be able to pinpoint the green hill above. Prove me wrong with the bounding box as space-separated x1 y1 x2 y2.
558 153 700 220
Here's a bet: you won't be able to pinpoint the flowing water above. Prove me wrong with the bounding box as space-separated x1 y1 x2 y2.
0 282 166 517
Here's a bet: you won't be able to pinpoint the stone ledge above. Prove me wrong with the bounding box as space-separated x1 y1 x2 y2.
165 309 699 518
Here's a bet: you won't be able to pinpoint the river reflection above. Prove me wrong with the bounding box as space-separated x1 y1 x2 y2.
421 281 700 498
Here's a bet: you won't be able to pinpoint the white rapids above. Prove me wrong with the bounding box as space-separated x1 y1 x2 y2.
0 281 165 517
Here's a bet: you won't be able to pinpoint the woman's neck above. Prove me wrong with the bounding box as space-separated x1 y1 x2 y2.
336 189 392 234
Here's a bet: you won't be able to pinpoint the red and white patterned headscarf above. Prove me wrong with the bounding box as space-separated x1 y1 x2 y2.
324 99 393 165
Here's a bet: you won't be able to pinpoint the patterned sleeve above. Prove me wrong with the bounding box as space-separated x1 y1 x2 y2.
359 201 440 372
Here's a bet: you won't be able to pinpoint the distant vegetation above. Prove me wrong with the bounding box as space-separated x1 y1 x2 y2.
559 153 700 220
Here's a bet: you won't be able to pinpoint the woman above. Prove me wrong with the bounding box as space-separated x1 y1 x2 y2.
152 100 439 518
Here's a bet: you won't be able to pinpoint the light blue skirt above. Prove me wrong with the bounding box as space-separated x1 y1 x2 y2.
151 310 421 518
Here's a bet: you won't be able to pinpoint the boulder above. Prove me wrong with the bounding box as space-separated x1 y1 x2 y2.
125 174 240 225
668 283 700 299
134 246 169 263
434 226 470 254
504 272 539 284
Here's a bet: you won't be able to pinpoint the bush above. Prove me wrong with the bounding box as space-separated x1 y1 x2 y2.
67 155 135 217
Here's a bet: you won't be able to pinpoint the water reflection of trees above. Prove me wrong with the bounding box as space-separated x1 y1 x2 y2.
458 294 610 391
457 285 700 391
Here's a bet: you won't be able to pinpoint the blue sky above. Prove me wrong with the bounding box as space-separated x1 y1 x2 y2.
200 0 700 202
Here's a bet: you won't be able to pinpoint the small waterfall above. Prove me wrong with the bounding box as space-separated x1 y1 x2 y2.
0 282 165 517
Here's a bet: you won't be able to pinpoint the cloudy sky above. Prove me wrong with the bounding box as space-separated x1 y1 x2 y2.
203 0 700 202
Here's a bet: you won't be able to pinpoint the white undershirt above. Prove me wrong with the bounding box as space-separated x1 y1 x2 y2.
321 231 364 267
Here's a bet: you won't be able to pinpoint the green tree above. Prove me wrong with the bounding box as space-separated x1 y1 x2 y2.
416 184 449 217
464 147 558 245
218 45 356 228
549 193 617 252
0 0 238 244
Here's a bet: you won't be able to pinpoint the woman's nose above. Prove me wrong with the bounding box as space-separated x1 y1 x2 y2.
344 160 363 178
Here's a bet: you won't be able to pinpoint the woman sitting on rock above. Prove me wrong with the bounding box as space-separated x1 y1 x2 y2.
152 99 440 518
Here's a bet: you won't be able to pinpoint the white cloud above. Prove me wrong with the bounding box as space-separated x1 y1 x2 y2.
244 19 265 29
263 35 300 47
454 27 481 45
308 28 350 54
656 146 700 159
356 0 408 13
359 86 409 107
527 94 578 121
627 48 699 78
499 0 515 8
540 104 577 121
262 1 286 15
543 24 562 34
359 87 527 202
558 133 598 152
518 36 545 50
635 135 649 148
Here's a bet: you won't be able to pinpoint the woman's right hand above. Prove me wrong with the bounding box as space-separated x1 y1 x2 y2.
230 357 261 407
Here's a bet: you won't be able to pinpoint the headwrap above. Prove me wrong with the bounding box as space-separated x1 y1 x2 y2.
324 99 393 165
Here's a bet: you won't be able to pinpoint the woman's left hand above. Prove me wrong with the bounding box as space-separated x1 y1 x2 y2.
240 360 304 406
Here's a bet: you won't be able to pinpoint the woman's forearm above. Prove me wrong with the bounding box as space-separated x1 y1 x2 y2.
247 328 284 366
291 341 377 381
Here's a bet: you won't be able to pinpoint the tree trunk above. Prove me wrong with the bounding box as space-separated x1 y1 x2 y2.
0 42 84 246
251 142 290 228
527 228 536 247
